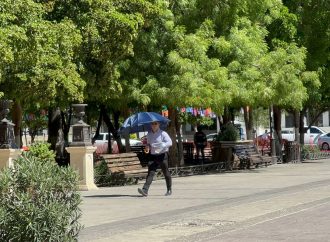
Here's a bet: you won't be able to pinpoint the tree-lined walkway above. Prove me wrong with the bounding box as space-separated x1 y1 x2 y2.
79 159 330 241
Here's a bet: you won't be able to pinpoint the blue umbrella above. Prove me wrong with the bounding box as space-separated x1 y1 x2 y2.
119 112 170 134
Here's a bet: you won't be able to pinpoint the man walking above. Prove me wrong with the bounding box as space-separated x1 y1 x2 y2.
138 121 173 196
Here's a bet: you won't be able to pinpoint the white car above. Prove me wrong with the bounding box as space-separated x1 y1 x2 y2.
206 133 218 142
93 133 142 146
281 129 295 141
93 133 142 154
281 126 326 144
304 126 326 144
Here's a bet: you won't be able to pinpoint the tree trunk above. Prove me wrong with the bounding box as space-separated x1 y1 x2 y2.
293 110 300 142
101 105 122 153
243 106 254 140
222 106 232 125
12 100 22 148
48 107 69 166
113 110 121 131
61 108 72 144
92 111 103 144
273 106 282 158
168 107 178 167
299 110 305 145
47 108 61 151
30 130 37 143
174 109 184 165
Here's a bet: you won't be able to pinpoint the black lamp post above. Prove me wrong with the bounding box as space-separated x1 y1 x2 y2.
70 104 92 146
0 100 16 149
269 105 276 162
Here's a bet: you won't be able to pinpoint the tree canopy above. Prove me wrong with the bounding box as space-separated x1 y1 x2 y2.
0 0 328 151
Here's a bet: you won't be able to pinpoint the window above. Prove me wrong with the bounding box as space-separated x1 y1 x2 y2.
95 134 104 140
95 133 110 141
310 127 322 134
285 113 294 127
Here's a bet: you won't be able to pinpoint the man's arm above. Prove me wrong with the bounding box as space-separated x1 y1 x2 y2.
162 131 173 148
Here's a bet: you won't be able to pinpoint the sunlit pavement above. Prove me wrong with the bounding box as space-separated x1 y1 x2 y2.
79 159 330 242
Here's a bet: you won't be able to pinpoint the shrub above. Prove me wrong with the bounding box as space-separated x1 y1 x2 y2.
94 158 112 186
301 144 321 159
217 123 239 141
0 142 82 241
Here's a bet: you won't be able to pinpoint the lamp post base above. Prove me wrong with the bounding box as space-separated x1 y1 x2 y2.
66 146 98 191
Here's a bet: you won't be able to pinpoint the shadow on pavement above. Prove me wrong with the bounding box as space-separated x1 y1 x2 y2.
83 194 142 198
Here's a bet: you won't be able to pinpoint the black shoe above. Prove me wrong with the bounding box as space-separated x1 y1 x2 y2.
138 188 148 197
165 189 172 196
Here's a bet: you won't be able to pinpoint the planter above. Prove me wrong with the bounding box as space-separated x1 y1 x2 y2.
211 140 254 170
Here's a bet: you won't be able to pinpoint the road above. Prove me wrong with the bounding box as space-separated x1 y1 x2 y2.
79 159 330 242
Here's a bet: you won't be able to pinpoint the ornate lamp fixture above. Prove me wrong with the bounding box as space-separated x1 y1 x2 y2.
70 104 92 146
0 100 16 149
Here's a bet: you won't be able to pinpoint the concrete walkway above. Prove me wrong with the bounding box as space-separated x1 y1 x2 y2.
79 159 330 241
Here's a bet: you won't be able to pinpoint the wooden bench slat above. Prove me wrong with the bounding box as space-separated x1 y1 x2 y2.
123 169 148 174
100 152 148 185
233 144 271 169
106 157 139 162
108 161 141 167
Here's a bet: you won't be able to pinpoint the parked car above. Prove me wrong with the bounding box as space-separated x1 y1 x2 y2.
282 126 326 144
93 132 142 146
304 126 326 144
206 133 218 142
281 129 295 141
317 133 330 150
93 133 143 154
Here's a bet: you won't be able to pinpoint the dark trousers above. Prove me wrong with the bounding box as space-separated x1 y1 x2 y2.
143 153 172 192
195 144 205 163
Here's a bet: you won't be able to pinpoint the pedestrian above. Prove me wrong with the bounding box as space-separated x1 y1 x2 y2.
262 130 269 141
261 129 270 155
194 126 207 164
138 121 173 197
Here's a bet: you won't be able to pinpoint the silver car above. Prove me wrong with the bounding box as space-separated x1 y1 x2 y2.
317 133 330 150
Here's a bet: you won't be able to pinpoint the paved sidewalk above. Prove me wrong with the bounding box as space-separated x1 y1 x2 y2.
79 159 330 241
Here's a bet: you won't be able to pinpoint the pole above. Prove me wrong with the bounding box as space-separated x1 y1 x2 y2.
269 105 276 163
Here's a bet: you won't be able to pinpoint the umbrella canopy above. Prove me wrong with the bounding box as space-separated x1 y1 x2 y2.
119 112 170 134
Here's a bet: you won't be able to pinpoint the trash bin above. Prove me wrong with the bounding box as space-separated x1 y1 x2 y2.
284 141 300 162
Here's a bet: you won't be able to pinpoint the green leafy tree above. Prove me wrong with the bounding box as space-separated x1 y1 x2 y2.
22 109 48 144
0 0 85 147
282 0 330 134
47 0 162 152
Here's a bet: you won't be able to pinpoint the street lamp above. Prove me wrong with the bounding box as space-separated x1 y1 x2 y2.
70 104 92 146
0 100 16 149
269 105 276 163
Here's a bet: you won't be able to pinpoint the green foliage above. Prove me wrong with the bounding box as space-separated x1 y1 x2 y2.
27 142 56 162
217 123 239 141
0 0 328 146
0 142 82 241
282 0 330 120
253 107 270 129
94 159 112 186
22 110 48 142
301 144 323 160
178 112 214 127
0 0 85 109
50 0 161 107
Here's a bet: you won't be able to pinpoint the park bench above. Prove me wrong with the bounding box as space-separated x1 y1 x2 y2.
130 145 149 167
234 144 272 169
101 152 148 185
